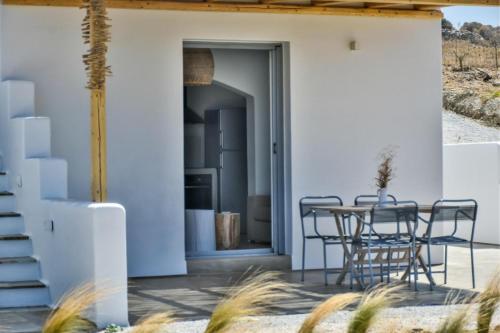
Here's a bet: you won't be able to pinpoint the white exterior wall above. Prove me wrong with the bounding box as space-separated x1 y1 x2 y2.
444 143 500 245
1 7 443 275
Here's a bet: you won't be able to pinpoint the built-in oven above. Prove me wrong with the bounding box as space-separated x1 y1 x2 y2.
184 168 218 210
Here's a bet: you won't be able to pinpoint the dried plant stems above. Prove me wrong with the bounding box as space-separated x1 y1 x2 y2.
434 306 470 333
42 283 102 333
130 313 175 333
347 285 401 333
204 271 290 333
82 0 111 90
477 271 500 333
298 292 360 333
375 149 395 190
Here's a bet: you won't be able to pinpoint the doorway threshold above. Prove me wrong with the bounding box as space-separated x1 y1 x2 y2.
186 247 273 259
187 253 290 274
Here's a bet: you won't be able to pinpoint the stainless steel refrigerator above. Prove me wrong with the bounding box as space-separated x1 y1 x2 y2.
205 108 247 232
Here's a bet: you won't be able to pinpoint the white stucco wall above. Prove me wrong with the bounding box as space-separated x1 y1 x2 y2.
444 143 500 245
1 6 442 275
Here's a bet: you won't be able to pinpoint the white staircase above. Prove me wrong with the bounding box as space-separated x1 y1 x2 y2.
0 81 51 308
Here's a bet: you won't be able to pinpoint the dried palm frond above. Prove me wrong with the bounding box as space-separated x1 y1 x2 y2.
347 285 402 333
42 283 102 333
375 148 396 190
298 292 360 333
130 313 175 333
204 271 290 333
477 270 500 333
82 0 111 90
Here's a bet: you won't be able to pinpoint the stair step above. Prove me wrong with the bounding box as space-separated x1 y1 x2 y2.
0 280 45 290
0 214 24 235
0 191 14 196
0 194 16 211
0 238 32 257
0 256 36 264
0 234 29 241
0 256 40 281
0 281 50 307
0 212 21 218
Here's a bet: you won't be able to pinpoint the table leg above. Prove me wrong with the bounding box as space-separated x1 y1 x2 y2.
334 213 364 289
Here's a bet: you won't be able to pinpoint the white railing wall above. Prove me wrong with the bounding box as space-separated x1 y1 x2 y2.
0 80 128 327
443 142 500 245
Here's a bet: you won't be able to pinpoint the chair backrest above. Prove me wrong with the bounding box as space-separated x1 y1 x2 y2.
427 199 478 240
299 196 343 237
354 194 397 206
366 201 419 239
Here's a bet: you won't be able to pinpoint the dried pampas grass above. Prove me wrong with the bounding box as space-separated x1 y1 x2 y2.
298 292 360 333
131 313 175 333
82 0 111 90
42 283 102 333
347 285 402 333
204 271 290 333
477 270 500 333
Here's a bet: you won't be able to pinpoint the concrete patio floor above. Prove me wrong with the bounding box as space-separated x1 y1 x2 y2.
1 244 499 332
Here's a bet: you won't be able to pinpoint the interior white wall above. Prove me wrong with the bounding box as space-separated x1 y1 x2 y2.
211 49 271 196
1 6 442 275
186 84 246 118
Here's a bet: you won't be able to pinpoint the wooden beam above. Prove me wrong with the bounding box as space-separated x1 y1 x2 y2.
366 2 403 7
313 1 365 6
5 0 496 7
4 0 444 18
90 88 108 202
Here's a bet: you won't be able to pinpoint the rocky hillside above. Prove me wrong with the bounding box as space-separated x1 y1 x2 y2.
442 20 499 128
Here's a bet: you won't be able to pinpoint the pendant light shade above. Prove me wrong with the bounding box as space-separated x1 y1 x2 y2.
183 48 214 86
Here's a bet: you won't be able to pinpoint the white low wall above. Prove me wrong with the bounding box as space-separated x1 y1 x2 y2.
0 81 128 327
444 142 500 245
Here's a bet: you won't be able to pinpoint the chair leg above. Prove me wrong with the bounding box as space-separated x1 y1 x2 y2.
427 243 433 291
470 242 476 289
323 242 328 286
367 247 374 287
412 244 419 291
301 239 306 282
387 247 392 284
444 245 448 285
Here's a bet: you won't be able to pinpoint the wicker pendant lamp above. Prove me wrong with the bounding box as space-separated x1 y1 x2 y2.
183 48 214 86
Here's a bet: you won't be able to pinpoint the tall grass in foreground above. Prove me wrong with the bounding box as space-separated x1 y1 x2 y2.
347 285 401 333
477 271 500 333
204 271 290 333
130 313 175 333
298 293 360 333
42 283 101 333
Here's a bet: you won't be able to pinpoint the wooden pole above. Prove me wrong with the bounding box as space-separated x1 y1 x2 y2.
91 88 108 202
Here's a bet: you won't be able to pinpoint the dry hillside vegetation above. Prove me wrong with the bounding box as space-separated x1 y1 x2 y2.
442 20 499 128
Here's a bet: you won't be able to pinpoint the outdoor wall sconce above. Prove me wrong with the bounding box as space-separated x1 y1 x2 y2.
350 41 360 51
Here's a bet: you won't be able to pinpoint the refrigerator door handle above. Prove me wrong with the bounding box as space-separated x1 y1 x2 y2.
220 151 224 169
220 130 224 149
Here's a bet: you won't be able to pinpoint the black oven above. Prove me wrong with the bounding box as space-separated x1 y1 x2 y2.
185 173 216 210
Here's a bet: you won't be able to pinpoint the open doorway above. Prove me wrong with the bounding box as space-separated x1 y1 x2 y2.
183 43 285 258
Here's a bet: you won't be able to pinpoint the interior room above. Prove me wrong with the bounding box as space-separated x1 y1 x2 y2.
183 46 273 257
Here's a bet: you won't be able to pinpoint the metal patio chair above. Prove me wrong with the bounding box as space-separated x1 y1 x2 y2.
299 196 349 285
417 199 478 290
353 194 402 282
350 201 419 289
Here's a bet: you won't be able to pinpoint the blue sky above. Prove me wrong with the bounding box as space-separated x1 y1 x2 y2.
442 6 499 27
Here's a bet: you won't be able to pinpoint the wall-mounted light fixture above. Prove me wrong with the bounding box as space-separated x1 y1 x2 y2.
350 41 360 51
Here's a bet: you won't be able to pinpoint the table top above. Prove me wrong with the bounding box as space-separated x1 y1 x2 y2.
311 204 434 214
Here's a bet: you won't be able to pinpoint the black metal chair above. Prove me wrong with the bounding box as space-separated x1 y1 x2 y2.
299 196 348 285
350 201 419 289
417 199 478 290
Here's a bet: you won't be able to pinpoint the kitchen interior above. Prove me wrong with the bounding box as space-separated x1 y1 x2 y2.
183 46 273 257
